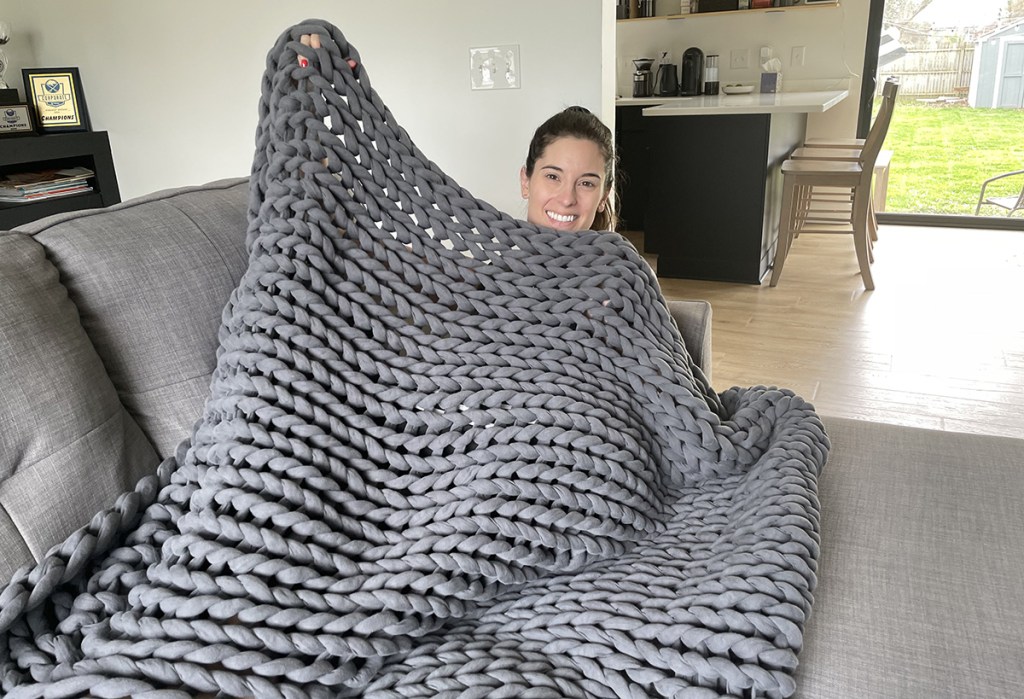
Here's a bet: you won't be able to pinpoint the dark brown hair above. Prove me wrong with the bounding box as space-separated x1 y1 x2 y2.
524 106 618 231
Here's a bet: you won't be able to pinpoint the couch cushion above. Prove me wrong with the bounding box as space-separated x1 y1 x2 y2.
0 233 158 584
795 416 1024 698
19 178 250 458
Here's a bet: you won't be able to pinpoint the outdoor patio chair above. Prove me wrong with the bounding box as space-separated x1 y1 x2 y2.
975 169 1024 216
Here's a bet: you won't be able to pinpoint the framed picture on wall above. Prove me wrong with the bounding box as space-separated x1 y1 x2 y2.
22 67 91 133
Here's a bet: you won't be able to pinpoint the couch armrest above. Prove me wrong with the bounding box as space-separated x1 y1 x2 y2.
667 300 713 382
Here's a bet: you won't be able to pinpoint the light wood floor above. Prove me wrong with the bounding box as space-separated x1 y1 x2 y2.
632 225 1024 440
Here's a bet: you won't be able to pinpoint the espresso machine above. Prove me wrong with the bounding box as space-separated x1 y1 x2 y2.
632 57 654 98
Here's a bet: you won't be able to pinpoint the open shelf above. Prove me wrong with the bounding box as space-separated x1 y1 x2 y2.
617 2 838 22
0 131 120 230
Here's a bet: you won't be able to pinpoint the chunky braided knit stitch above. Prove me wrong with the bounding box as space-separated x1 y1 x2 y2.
0 19 828 699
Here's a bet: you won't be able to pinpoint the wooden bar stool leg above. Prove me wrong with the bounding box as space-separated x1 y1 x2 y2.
865 199 876 263
770 174 799 287
789 183 807 241
868 197 879 246
852 191 875 290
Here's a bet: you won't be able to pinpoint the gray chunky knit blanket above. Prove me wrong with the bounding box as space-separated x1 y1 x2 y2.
0 20 828 699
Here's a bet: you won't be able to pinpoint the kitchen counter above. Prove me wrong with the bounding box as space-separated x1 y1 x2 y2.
616 89 849 115
616 89 849 283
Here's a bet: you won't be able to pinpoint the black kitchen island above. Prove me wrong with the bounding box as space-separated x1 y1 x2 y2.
616 90 848 284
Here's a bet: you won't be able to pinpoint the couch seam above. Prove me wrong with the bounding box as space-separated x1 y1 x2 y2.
18 177 249 237
2 407 141 479
163 197 245 288
0 499 34 565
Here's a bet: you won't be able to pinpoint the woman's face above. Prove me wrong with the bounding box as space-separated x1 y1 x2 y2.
520 136 608 232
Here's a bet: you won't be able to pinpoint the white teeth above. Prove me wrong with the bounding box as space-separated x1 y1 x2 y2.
547 211 577 223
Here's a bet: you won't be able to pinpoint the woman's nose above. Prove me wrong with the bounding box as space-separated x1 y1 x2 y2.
557 183 576 205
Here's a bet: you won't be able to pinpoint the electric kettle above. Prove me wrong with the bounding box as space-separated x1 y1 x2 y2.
655 63 679 97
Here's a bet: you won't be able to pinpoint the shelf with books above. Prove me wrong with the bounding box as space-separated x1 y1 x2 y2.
0 131 120 230
617 2 838 22
0 166 96 203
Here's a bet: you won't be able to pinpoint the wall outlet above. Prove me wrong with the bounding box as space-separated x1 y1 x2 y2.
791 46 806 67
470 44 521 90
730 49 750 70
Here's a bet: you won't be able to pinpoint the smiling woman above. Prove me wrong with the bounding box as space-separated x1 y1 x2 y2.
519 105 617 232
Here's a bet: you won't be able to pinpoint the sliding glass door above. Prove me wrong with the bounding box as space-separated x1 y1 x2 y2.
863 0 1024 228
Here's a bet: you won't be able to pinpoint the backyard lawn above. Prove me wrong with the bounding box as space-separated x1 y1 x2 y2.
885 102 1024 216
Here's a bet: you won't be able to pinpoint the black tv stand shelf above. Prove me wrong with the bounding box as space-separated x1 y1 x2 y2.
0 131 120 230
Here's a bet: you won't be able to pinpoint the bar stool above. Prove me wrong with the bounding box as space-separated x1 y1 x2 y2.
769 79 899 290
790 79 901 235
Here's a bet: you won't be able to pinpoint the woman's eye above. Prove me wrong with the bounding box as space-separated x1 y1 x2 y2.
579 180 597 189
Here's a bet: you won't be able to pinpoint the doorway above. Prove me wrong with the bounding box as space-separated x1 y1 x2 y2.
862 0 1024 229
997 40 1024 107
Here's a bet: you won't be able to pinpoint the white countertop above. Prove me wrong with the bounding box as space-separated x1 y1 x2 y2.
618 90 849 116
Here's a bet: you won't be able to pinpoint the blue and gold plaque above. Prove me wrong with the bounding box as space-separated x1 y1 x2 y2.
22 67 90 132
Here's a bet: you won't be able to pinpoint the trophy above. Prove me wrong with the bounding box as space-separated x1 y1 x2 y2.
0 21 33 129
0 22 9 90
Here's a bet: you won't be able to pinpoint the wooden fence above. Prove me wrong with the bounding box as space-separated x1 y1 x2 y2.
881 46 975 98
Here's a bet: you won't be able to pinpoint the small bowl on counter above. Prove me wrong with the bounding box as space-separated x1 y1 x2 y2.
722 84 755 95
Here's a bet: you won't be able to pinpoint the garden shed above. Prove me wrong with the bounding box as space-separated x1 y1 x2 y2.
970 19 1024 108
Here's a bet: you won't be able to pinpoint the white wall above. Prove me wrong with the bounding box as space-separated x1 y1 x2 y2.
616 3 871 138
2 0 610 216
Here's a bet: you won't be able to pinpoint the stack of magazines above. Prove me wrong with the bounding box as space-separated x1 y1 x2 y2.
0 166 95 204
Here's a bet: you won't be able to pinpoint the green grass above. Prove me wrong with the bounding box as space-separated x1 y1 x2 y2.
883 102 1024 216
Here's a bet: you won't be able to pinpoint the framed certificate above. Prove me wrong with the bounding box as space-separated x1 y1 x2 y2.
22 67 91 133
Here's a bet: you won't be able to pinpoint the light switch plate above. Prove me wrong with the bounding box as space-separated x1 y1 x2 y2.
470 45 521 90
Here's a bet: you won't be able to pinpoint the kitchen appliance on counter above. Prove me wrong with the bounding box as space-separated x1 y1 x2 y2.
704 54 720 95
655 56 678 96
680 47 704 96
632 58 655 98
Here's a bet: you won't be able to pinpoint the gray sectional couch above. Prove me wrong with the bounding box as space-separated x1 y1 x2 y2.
2 178 1021 697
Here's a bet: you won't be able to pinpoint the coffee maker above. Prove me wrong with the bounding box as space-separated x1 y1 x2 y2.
680 47 704 97
632 58 654 98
